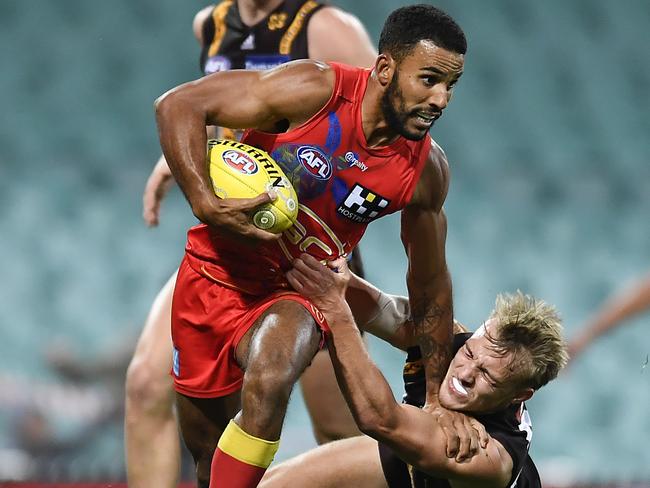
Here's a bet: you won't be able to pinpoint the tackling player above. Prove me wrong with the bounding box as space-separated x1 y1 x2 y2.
259 254 568 488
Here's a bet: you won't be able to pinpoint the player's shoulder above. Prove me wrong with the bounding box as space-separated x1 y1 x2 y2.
277 58 334 85
307 5 373 51
193 4 216 43
261 59 335 118
409 138 450 211
427 138 449 178
309 5 365 31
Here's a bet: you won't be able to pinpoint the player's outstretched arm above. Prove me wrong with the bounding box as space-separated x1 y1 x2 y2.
154 60 334 240
570 272 650 359
401 142 453 405
287 256 507 485
307 7 377 67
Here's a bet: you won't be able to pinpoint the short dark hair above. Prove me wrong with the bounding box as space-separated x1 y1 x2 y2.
378 4 467 61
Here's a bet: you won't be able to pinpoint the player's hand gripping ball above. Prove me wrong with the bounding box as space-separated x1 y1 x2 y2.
207 139 298 234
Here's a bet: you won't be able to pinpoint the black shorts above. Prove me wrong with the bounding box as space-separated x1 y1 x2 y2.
378 442 412 487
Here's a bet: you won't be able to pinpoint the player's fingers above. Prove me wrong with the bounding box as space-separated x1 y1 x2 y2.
453 420 472 462
327 256 348 273
241 224 281 242
234 191 277 211
470 419 489 449
293 256 328 283
441 424 459 458
286 270 306 292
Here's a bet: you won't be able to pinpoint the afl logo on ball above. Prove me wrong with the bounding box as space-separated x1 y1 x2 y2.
297 146 332 180
222 150 259 175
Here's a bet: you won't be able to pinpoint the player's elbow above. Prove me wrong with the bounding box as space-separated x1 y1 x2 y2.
154 88 182 123
355 404 399 439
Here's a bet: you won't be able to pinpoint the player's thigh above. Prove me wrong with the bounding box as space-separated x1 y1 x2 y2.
126 272 177 398
130 271 176 369
300 348 360 443
236 299 321 377
260 436 387 488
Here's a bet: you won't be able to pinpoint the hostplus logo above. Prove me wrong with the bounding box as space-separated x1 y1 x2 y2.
337 184 389 223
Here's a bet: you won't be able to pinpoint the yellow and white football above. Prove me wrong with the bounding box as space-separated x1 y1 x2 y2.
207 139 298 234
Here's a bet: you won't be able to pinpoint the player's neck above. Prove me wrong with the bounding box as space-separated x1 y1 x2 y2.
360 72 401 148
238 0 284 26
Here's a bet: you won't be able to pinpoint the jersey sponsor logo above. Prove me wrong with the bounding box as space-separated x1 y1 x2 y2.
297 146 332 180
204 55 232 74
172 347 180 376
222 149 259 175
244 54 291 70
344 151 368 172
337 184 390 223
241 33 255 50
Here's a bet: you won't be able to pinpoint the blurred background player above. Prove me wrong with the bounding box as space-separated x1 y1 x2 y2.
569 271 650 360
126 1 377 486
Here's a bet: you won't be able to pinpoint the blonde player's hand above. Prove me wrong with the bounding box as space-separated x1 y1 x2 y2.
143 155 175 227
424 403 489 462
287 253 350 312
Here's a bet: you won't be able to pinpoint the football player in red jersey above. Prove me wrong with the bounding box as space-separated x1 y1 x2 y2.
126 2 376 487
155 5 465 488
259 255 568 488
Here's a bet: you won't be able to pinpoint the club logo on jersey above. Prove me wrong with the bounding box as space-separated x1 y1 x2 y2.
268 12 288 30
241 33 255 50
204 55 231 75
343 151 368 172
297 146 332 180
337 184 390 223
245 54 291 70
222 150 259 175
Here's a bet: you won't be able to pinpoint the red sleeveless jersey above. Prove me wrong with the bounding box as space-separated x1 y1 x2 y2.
184 62 431 294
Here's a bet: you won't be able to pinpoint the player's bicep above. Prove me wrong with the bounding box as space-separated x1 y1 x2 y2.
161 60 333 130
385 406 512 487
401 205 448 288
379 404 454 469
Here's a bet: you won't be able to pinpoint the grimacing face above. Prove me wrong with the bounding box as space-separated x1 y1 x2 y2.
438 319 534 414
381 40 464 141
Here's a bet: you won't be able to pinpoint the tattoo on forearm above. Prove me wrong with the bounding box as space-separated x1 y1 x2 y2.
408 296 452 387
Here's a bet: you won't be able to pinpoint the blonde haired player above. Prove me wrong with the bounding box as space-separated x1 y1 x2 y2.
126 2 377 486
259 255 568 488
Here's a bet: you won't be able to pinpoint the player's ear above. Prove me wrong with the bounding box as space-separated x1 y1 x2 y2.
375 54 396 88
511 388 534 404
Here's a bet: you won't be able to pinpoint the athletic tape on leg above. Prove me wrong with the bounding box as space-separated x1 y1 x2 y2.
217 420 280 468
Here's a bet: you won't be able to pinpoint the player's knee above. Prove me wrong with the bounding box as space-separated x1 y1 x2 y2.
244 367 294 410
259 463 291 487
125 356 173 413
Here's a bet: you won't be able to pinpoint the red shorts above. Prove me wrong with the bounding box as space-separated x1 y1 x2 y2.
171 254 330 398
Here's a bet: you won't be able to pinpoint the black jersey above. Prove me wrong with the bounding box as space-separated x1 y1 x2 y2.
199 0 326 75
379 334 542 488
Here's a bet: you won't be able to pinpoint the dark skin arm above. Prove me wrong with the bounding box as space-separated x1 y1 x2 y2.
154 60 334 240
401 141 453 404
287 256 510 487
